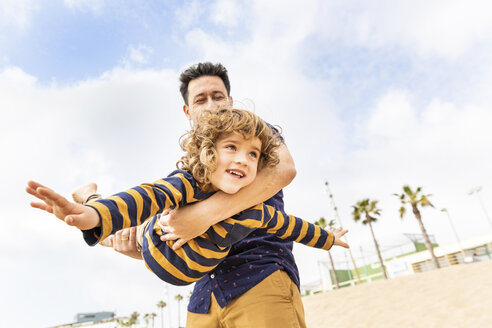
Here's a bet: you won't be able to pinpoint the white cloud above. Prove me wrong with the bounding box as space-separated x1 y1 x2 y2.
64 0 106 14
124 44 154 65
0 65 37 87
174 0 203 29
0 0 38 28
365 91 417 141
314 0 492 59
210 0 242 27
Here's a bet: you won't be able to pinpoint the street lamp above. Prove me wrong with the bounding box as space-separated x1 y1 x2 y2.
440 208 466 259
468 186 492 229
324 181 361 284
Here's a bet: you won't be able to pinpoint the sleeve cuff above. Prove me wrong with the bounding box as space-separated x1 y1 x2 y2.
82 203 111 246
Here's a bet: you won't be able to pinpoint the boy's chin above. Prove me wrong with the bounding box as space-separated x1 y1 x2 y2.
220 185 242 194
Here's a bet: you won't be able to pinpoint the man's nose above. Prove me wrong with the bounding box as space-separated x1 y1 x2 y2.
204 97 216 109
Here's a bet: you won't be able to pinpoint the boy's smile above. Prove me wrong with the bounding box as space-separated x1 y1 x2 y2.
210 132 261 194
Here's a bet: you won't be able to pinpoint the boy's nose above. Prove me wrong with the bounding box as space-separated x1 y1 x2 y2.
234 152 248 164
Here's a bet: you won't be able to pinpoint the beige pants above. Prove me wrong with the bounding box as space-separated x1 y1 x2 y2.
186 270 306 328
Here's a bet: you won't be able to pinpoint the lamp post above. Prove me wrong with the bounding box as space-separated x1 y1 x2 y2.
324 181 361 284
468 186 492 229
440 208 466 259
163 284 172 328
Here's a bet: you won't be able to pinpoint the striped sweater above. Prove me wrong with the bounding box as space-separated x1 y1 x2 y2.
83 170 334 285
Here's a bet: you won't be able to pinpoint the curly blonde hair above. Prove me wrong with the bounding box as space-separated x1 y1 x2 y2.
177 108 281 192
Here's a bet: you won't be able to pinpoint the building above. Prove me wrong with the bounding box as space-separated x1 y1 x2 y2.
302 231 492 294
51 311 147 328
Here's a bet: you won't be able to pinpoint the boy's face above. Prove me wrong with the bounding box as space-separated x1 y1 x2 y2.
183 75 233 123
210 132 261 194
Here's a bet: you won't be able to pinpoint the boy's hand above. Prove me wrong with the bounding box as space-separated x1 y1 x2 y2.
26 180 100 230
158 208 207 251
332 227 349 248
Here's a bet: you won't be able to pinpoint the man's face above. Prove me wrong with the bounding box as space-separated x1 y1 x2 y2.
183 75 233 123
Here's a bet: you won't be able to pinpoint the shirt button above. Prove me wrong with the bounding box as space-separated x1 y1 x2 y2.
210 274 215 279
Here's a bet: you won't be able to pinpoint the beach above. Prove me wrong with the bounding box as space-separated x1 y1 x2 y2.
302 260 492 328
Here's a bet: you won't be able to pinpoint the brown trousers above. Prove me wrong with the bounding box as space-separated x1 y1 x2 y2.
186 270 306 328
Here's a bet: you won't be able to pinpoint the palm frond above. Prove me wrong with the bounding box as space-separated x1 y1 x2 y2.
399 206 406 219
353 213 361 222
403 185 413 197
420 195 434 207
315 217 327 228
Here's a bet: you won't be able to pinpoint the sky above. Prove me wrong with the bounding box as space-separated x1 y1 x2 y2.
1 0 492 327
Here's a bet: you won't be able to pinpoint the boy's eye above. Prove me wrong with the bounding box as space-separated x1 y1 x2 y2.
249 152 259 159
226 145 236 151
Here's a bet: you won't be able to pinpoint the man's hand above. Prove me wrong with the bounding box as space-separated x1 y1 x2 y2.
105 227 143 260
332 227 349 248
26 180 100 230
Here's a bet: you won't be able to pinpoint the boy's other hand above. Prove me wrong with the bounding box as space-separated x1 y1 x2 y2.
332 227 349 248
26 180 100 230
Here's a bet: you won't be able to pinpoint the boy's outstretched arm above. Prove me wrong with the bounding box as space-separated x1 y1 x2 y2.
26 180 100 230
160 143 296 249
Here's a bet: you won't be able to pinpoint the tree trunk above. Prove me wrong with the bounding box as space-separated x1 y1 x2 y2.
412 204 440 269
327 250 340 289
366 214 388 279
177 300 181 328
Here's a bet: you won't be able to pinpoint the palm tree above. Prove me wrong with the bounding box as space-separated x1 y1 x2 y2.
129 312 139 327
117 312 139 328
175 294 184 327
156 300 167 328
150 312 157 328
394 185 440 269
143 313 150 328
314 217 340 289
352 199 388 279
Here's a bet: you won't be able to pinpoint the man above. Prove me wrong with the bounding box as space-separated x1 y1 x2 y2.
113 62 305 327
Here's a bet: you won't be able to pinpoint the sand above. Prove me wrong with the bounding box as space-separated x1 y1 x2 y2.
302 260 492 328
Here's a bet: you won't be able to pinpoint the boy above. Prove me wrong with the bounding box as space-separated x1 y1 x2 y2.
27 108 348 286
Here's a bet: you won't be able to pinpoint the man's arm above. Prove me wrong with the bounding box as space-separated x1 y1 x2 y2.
160 143 296 249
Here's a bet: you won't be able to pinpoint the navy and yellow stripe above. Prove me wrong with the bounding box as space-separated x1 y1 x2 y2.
142 201 334 286
82 170 210 246
82 169 334 286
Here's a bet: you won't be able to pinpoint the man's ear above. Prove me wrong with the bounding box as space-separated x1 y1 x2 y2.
183 104 192 120
229 96 233 106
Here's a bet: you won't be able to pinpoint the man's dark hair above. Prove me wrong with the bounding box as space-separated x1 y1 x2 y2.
179 62 231 105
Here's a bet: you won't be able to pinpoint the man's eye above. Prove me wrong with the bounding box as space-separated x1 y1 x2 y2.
214 95 225 100
195 98 205 104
